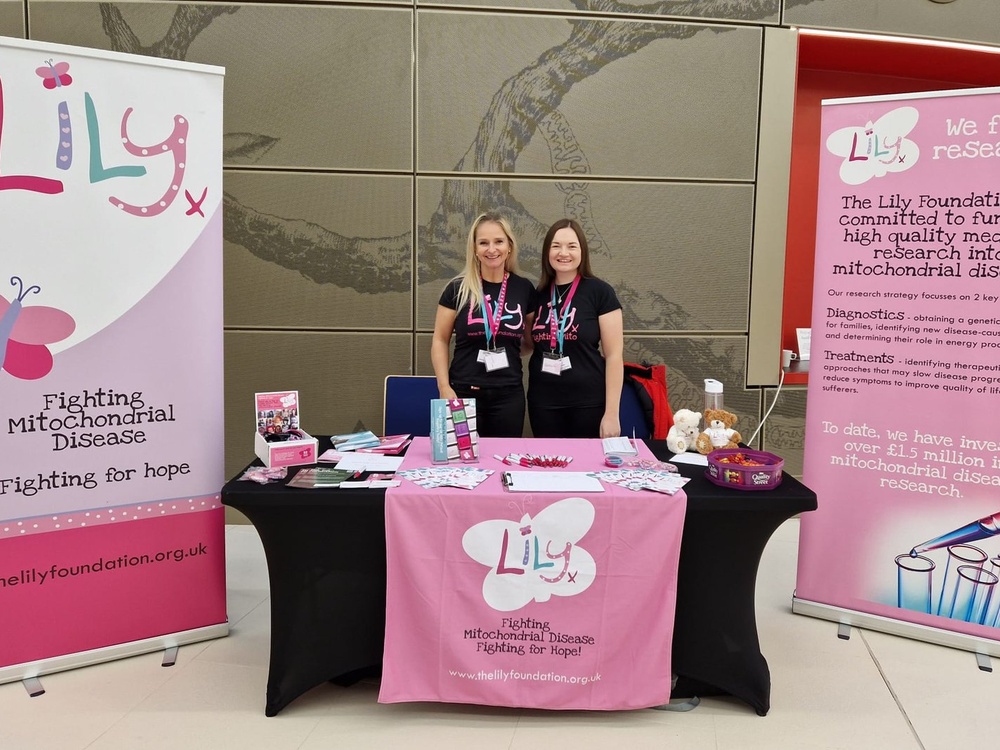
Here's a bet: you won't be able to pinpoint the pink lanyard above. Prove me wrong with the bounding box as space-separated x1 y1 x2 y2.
478 273 508 349
548 276 581 354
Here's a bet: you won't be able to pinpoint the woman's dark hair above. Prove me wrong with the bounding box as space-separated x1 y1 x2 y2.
537 218 593 291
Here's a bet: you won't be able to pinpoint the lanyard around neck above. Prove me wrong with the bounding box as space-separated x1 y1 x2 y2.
479 273 509 348
548 276 581 354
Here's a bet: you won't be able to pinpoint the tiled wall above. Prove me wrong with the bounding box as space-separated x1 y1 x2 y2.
5 0 997 503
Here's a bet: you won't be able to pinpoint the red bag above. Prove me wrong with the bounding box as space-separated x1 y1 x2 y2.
624 362 673 440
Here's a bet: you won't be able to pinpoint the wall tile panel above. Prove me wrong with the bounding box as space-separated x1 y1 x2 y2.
417 11 761 180
423 0 780 25
0 0 23 36
224 172 413 330
761 385 806 478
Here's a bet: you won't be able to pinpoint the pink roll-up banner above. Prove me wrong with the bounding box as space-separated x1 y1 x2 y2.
0 37 227 680
795 86 1000 650
380 437 686 710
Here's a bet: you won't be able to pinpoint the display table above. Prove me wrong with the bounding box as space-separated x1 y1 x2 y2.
222 438 817 716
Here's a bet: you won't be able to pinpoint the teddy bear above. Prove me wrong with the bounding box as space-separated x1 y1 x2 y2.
695 408 742 454
666 408 702 454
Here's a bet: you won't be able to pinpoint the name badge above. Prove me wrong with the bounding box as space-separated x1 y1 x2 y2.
542 352 563 375
483 349 510 372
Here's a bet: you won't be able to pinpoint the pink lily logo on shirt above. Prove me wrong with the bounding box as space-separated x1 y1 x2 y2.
462 497 596 612
467 298 525 332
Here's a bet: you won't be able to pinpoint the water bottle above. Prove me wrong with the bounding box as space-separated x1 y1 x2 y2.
704 379 724 413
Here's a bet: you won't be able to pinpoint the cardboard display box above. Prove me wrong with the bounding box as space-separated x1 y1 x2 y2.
253 390 318 468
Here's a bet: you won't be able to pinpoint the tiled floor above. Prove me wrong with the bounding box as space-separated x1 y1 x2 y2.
3 519 997 750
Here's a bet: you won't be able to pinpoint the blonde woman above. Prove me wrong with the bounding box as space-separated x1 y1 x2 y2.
431 213 537 437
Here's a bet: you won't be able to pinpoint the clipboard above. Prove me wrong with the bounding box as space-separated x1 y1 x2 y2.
500 471 605 493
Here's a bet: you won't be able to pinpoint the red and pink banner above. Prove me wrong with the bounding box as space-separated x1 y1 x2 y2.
796 86 1000 647
0 37 226 678
380 437 686 710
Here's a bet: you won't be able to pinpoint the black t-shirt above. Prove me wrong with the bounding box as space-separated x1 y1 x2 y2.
527 276 622 407
439 273 537 387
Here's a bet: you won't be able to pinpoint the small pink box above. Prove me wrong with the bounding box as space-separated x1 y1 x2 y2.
253 390 319 468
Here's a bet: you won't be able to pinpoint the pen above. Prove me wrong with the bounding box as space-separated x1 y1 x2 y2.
495 453 533 467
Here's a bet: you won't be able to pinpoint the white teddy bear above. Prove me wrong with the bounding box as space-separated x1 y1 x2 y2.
666 408 702 454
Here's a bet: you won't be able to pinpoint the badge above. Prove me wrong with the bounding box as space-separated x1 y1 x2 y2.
542 352 563 375
483 349 510 372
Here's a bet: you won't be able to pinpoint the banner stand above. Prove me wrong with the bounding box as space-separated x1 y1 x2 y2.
792 597 1000 659
1 38 227 677
795 85 1000 652
0 622 229 685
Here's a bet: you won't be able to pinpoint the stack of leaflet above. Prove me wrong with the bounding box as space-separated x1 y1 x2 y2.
330 431 381 451
357 434 412 455
602 436 638 456
591 469 690 495
286 468 355 489
396 466 494 490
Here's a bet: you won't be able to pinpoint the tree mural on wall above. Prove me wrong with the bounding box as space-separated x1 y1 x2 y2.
98 0 818 418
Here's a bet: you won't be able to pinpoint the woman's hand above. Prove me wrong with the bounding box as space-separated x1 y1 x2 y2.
598 308 624 439
599 413 621 438
438 385 457 400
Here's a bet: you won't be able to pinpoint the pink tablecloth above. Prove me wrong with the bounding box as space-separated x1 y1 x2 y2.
379 437 686 710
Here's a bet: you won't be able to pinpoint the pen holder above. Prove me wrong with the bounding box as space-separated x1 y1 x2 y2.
430 398 479 463
705 448 783 491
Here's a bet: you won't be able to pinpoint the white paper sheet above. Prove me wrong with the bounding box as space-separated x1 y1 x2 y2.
501 471 605 493
668 452 709 466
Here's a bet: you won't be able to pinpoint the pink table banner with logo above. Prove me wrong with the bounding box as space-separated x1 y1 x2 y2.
379 437 686 710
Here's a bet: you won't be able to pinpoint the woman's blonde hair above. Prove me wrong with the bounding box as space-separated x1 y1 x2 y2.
454 213 520 312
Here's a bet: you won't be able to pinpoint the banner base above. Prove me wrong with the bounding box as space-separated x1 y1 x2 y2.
792 597 1000 656
0 622 229 685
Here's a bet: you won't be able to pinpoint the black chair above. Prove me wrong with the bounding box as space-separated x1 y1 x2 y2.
619 382 651 440
383 375 439 436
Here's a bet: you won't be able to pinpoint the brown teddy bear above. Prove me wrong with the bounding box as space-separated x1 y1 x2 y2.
695 408 742 454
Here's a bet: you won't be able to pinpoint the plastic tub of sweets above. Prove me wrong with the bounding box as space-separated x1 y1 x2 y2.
705 448 783 491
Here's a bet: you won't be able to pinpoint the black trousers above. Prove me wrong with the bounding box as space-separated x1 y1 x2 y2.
528 403 605 439
452 383 526 438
